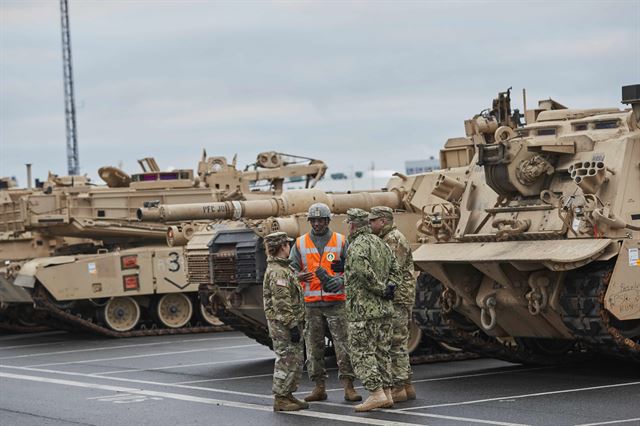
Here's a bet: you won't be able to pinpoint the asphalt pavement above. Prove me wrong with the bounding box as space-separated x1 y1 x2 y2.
0 330 638 426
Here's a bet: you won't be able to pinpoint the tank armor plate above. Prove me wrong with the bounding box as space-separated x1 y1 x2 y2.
414 239 612 265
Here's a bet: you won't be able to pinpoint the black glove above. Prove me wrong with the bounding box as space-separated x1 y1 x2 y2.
315 266 331 286
323 276 343 293
330 258 345 273
382 283 396 300
289 325 301 343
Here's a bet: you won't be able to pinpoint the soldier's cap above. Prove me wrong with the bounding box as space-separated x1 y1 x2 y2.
368 206 394 221
345 208 370 224
263 231 293 248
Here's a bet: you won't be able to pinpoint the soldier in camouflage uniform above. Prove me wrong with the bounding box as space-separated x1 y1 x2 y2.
262 231 308 412
369 206 417 403
344 208 401 412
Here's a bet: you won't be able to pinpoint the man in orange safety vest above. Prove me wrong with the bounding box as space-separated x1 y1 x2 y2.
289 202 362 403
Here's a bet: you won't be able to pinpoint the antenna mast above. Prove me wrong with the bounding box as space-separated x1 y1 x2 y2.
60 0 79 175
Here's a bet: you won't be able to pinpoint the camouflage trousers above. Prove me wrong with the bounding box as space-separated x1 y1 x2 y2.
267 319 304 397
304 304 355 382
347 317 392 392
391 304 413 386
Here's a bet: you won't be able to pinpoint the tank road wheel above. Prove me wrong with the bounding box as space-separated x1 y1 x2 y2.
156 293 193 329
101 297 140 332
198 303 224 326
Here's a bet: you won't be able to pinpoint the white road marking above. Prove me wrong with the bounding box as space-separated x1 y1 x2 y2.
0 371 423 426
88 393 163 403
175 366 338 385
0 364 534 426
23 343 261 368
94 356 274 376
176 371 273 384
0 335 247 360
399 381 640 411
0 364 270 399
86 393 137 400
310 400 530 426
285 408 425 425
574 419 640 426
391 410 530 426
316 366 548 395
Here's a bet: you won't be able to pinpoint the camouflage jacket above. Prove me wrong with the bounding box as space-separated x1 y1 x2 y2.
379 224 416 306
344 226 398 321
263 256 305 327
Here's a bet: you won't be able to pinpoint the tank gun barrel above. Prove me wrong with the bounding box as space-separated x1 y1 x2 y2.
137 188 403 222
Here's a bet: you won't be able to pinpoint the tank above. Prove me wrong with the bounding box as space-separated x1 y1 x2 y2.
407 85 640 363
141 188 477 363
12 245 228 336
8 151 327 336
136 90 538 361
158 87 638 364
1 172 98 332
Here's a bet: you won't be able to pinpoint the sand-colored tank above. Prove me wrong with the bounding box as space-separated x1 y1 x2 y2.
134 91 527 356
8 152 326 336
408 85 640 363
143 185 479 363
1 172 99 331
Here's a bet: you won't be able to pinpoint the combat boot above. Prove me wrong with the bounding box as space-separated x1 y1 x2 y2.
304 381 327 402
341 378 362 402
382 387 394 408
391 385 408 403
405 382 417 400
287 394 309 409
274 395 302 412
354 388 390 412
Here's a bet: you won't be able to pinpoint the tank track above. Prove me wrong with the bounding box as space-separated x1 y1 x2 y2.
0 320 50 334
32 284 231 338
0 305 51 334
212 303 274 349
413 273 584 365
560 262 640 361
409 334 480 364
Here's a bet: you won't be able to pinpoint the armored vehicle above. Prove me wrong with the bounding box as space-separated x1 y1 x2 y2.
138 188 476 363
1 172 97 331
406 85 640 363
141 87 639 363
8 152 327 335
134 89 522 356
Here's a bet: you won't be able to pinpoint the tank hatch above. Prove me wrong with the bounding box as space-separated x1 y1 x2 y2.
129 169 197 189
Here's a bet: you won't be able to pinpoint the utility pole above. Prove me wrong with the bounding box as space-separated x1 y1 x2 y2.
60 0 80 175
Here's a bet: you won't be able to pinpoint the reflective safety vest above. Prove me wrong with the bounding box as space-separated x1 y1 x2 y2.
296 232 346 303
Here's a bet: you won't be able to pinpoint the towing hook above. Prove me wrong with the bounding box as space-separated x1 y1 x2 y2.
480 295 497 331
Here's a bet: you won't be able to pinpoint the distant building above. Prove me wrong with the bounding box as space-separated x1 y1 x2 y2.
405 157 439 175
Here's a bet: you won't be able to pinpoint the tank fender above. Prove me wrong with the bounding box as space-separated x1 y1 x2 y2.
13 256 77 288
605 239 640 321
0 273 33 304
413 239 613 269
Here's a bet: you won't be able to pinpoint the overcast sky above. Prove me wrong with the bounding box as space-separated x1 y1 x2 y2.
1 0 639 186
